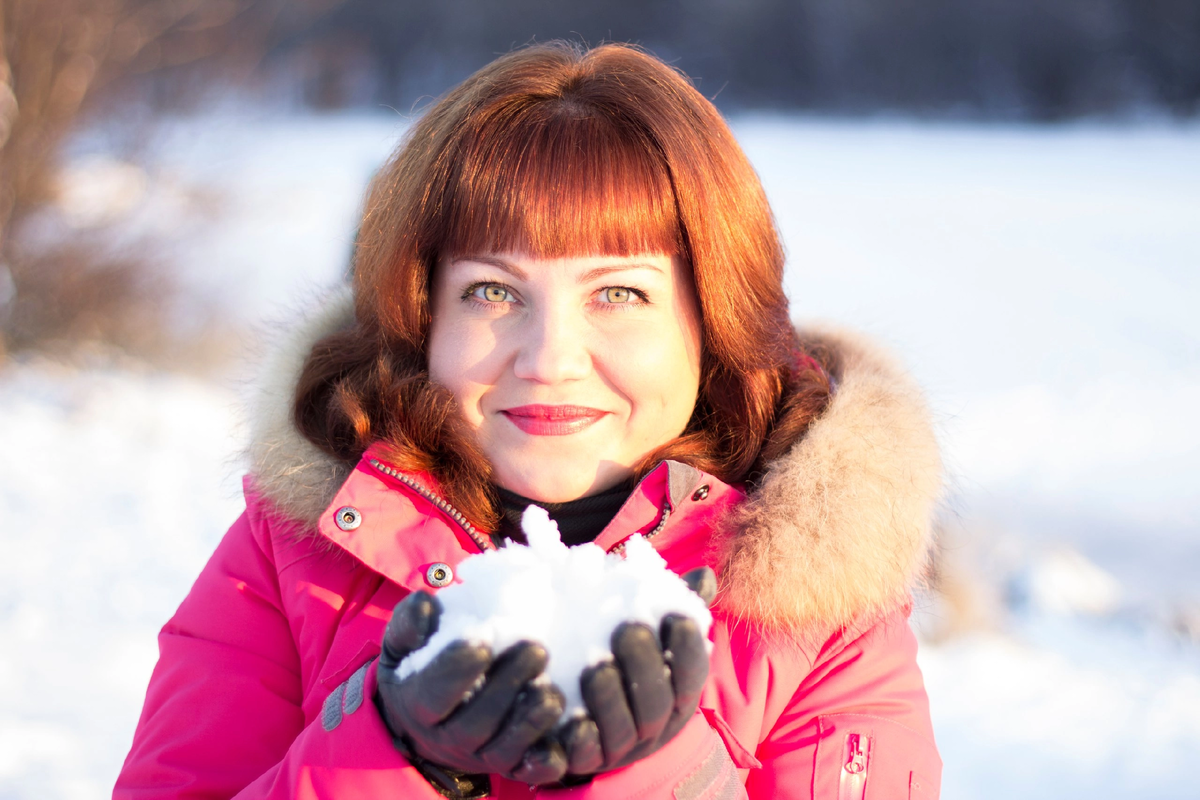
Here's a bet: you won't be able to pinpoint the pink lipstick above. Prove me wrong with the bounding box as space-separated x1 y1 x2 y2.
501 404 606 435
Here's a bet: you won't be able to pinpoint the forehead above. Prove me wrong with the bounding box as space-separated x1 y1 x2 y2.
443 253 674 281
433 102 685 261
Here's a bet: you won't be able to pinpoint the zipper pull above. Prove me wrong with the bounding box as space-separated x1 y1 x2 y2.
845 733 867 774
838 733 871 800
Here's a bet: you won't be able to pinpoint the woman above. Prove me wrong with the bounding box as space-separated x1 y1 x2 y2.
117 42 943 799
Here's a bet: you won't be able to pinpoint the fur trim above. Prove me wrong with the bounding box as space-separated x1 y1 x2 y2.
714 328 942 637
247 285 356 526
248 289 942 632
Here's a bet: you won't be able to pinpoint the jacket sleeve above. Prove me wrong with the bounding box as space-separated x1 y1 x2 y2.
745 611 942 800
114 504 444 800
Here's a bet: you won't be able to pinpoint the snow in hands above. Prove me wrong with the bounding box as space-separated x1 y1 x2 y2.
393 505 713 721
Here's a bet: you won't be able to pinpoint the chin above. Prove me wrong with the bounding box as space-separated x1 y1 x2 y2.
497 474 596 503
492 458 629 503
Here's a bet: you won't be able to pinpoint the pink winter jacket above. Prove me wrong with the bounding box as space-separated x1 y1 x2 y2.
115 294 944 800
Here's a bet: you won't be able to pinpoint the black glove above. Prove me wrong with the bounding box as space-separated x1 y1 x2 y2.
375 591 569 793
557 566 718 776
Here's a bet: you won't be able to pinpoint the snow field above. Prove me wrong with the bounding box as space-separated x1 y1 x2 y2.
395 506 712 721
918 617 1200 800
0 360 246 798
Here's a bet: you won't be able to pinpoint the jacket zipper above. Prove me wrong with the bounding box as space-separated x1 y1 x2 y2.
837 733 870 800
605 503 671 555
367 458 493 552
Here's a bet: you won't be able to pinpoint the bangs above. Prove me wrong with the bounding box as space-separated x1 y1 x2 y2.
434 102 685 259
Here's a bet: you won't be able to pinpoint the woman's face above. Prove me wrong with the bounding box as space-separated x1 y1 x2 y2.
427 252 703 503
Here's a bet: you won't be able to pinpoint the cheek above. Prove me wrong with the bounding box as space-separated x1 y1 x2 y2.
613 324 701 426
425 318 456 387
662 343 702 419
427 321 476 415
427 318 507 424
662 300 703 411
663 319 702 423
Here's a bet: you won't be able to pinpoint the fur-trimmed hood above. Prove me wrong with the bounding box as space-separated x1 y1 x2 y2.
248 287 942 636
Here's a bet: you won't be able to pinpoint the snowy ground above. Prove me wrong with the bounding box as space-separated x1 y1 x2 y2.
1 113 1197 798
0 362 244 798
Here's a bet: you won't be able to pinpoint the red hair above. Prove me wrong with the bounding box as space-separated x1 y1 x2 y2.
295 41 831 528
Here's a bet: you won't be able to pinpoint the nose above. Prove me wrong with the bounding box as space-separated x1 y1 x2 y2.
511 301 592 384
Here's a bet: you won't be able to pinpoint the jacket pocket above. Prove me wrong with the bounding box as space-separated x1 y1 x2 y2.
814 713 941 800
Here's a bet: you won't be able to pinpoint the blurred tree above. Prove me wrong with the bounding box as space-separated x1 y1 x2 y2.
0 0 343 360
1127 0 1200 114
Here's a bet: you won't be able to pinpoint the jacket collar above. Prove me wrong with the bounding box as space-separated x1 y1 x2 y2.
316 450 742 595
247 286 943 639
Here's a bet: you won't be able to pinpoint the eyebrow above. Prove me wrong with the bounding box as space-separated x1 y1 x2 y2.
579 263 665 282
451 255 665 283
453 255 529 280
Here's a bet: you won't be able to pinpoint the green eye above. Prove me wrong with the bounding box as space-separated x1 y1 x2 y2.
602 287 632 303
475 284 513 303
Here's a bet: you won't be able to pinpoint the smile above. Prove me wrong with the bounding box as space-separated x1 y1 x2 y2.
500 405 608 436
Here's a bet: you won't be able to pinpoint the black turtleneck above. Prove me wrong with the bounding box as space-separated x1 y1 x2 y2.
495 481 635 547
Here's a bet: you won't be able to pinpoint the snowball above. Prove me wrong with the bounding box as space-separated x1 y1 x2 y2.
394 505 713 720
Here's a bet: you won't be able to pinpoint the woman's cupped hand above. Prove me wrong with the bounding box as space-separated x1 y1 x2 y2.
374 567 717 788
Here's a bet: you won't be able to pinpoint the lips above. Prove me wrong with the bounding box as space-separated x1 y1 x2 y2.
500 404 607 436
